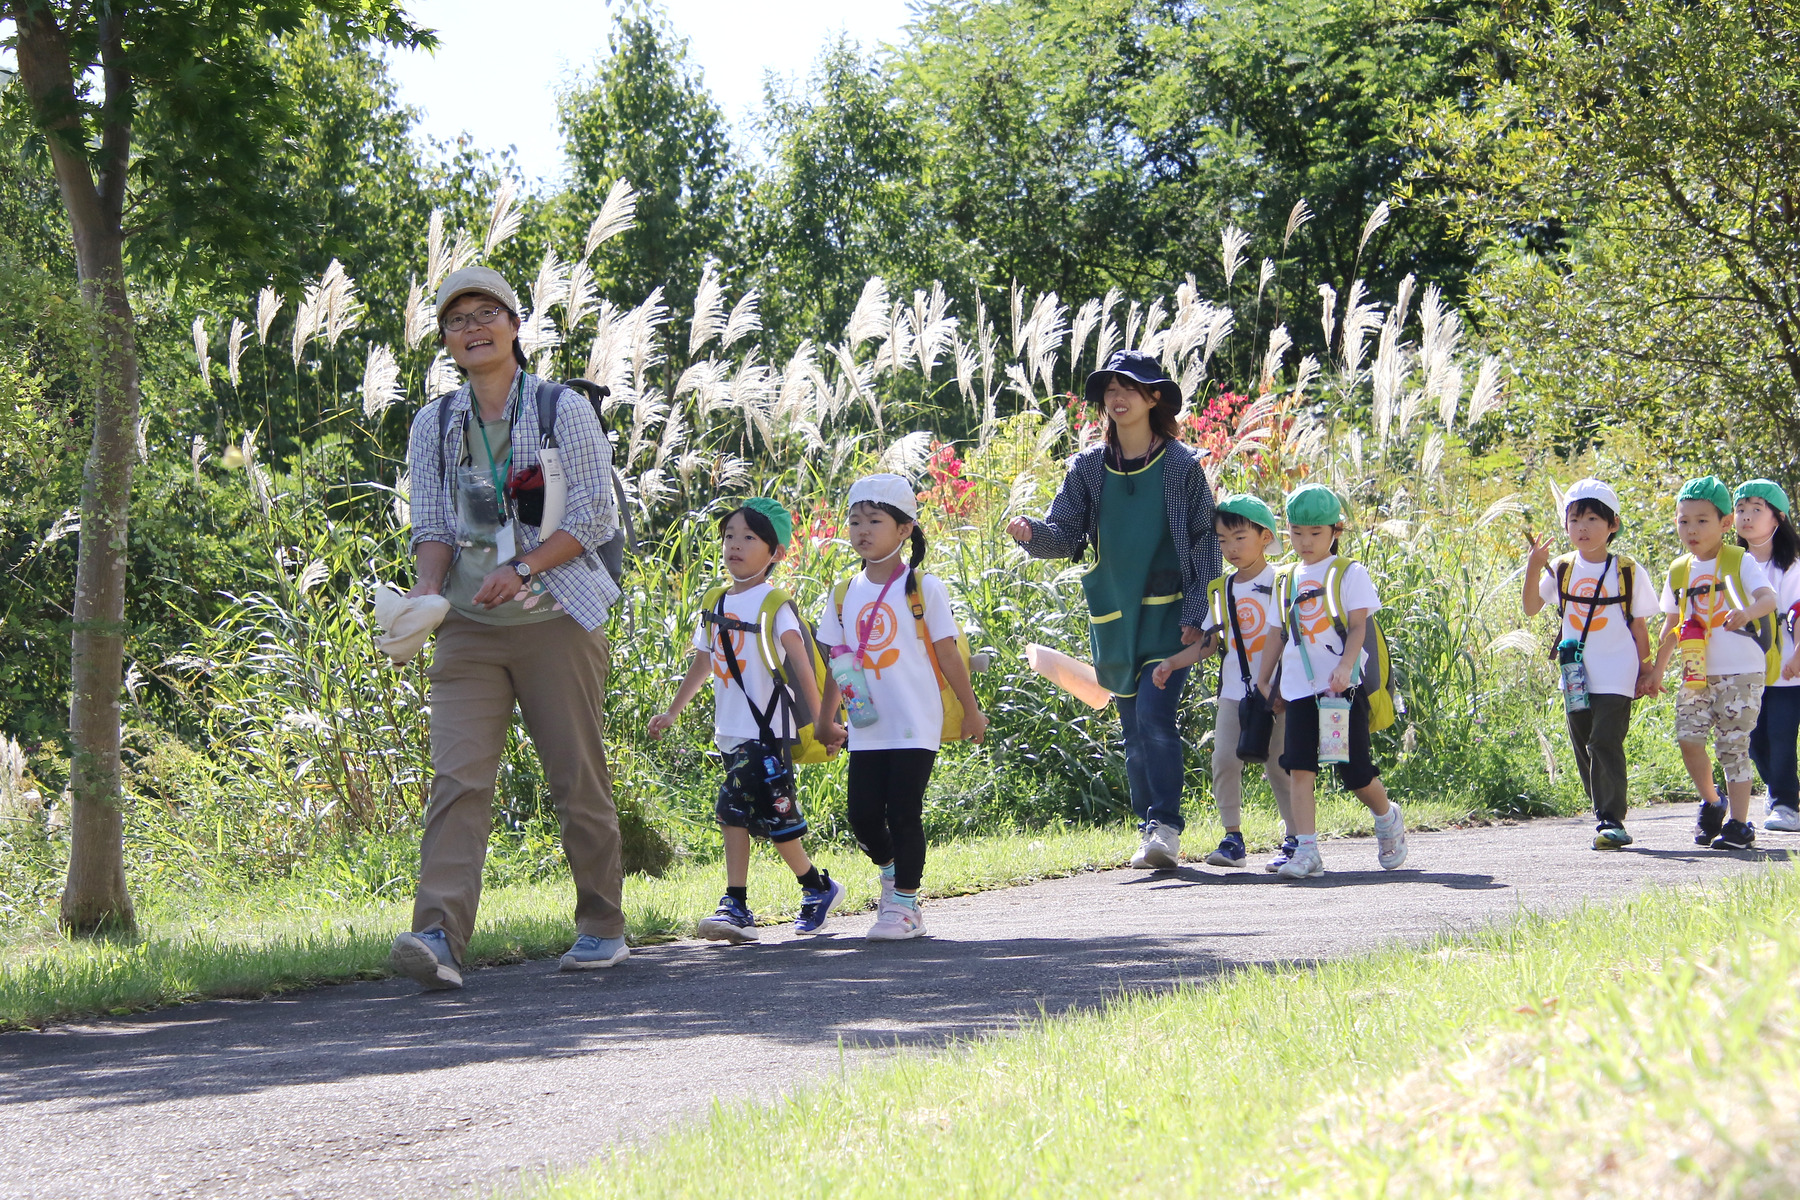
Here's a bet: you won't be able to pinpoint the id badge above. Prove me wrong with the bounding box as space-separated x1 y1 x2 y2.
495 521 516 563
1318 695 1352 763
1561 659 1591 713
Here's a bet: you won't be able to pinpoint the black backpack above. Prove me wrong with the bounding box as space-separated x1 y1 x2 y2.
435 376 635 583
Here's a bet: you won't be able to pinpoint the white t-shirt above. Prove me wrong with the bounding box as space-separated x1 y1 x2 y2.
1659 553 1774 677
1536 554 1657 697
1760 558 1800 688
1267 556 1382 701
693 581 803 749
816 568 960 751
1201 564 1279 702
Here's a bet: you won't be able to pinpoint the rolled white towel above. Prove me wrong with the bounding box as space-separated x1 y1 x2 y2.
371 585 450 665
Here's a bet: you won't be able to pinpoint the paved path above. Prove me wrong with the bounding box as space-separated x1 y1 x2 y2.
2 808 1792 1200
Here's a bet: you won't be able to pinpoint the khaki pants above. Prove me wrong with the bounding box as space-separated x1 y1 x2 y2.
416 610 624 958
1211 698 1294 832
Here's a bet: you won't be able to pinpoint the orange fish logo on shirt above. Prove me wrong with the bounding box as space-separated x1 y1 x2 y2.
853 601 902 678
1293 586 1334 643
1564 576 1613 635
1232 596 1269 656
711 610 750 686
1685 571 1730 632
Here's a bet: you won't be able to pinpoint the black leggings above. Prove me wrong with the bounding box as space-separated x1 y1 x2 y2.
846 749 936 892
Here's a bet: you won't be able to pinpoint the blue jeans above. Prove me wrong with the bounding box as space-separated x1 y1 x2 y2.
1750 685 1800 808
1114 661 1190 832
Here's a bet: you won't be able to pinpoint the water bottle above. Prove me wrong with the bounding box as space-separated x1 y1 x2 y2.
1679 615 1709 690
830 645 880 728
1557 637 1590 713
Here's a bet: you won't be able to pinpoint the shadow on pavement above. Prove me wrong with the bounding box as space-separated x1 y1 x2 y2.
0 932 1258 1112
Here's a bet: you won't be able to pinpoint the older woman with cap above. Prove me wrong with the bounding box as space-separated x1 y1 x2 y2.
387 265 627 990
1006 350 1222 870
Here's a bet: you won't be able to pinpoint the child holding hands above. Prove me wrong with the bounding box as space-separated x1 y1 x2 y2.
1522 479 1657 849
650 499 846 941
1648 476 1779 850
1154 494 1295 869
1733 479 1800 832
1254 484 1407 879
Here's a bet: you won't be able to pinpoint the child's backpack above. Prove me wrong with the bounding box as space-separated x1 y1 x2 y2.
832 567 976 742
435 376 635 583
1273 558 1400 733
1545 551 1640 656
1667 545 1780 684
700 584 838 764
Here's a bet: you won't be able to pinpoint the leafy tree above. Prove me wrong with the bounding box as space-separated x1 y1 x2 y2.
554 1 741 330
5 0 427 933
1419 0 1800 463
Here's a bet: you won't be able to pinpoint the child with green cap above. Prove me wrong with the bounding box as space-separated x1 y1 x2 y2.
1649 476 1779 850
1522 478 1658 849
1153 493 1295 869
1733 478 1800 831
649 499 847 940
1254 483 1407 879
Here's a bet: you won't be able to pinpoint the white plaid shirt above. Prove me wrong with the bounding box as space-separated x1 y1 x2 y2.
407 371 620 630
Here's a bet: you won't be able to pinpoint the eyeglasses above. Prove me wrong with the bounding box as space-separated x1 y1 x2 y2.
443 304 508 334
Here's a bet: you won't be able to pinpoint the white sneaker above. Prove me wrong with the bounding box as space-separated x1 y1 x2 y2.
1376 804 1409 870
867 900 926 941
1130 822 1180 870
1277 840 1325 879
1766 805 1800 832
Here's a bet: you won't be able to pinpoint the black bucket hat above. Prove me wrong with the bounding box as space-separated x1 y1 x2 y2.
1084 350 1181 410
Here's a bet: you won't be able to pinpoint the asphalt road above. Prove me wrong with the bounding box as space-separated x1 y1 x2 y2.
2 807 1791 1200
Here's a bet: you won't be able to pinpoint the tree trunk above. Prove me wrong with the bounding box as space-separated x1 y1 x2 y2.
11 4 140 933
61 247 139 934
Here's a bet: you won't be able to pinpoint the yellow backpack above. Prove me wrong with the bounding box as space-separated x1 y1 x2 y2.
832 569 974 742
1272 558 1400 733
1667 545 1780 685
700 584 838 764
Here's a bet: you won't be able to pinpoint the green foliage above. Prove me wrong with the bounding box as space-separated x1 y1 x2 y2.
1419 0 1800 467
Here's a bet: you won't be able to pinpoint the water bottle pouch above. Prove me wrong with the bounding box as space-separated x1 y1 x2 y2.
454 466 504 547
1318 695 1352 763
1557 637 1590 713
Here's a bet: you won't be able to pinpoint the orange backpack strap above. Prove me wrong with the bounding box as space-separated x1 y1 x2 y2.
907 570 949 687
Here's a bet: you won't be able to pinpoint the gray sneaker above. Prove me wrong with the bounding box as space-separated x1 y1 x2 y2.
1766 805 1800 832
559 934 629 970
389 929 463 990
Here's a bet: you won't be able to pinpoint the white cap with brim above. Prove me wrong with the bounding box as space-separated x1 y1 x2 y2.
435 266 520 324
1562 478 1621 517
847 472 918 520
372 585 450 665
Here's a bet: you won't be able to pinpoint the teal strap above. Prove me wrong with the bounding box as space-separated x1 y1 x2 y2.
471 373 520 500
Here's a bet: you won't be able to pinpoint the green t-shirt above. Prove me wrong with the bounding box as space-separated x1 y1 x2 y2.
446 401 565 626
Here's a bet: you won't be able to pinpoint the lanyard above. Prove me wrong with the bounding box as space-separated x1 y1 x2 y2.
1574 554 1614 647
468 373 520 501
855 566 906 668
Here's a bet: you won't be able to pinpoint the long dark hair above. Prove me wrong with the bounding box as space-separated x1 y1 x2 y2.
1739 507 1800 571
1103 377 1180 459
856 500 926 570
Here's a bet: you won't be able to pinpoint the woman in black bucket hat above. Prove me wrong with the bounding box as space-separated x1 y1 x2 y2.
1007 350 1222 870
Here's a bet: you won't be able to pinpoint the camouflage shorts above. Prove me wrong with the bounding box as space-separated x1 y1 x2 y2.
1675 672 1765 783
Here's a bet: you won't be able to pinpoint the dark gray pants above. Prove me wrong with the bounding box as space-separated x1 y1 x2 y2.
1567 692 1634 825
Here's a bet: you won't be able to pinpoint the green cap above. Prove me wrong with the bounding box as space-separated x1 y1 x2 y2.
1734 478 1791 516
1284 482 1344 526
738 497 793 548
1216 493 1278 533
1676 475 1732 516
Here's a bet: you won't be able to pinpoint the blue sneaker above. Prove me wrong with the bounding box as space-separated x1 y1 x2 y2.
389 929 463 990
1205 832 1247 868
559 934 629 971
697 895 759 943
1264 835 1298 874
795 875 844 934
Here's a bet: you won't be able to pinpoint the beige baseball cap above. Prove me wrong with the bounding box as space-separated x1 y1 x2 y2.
435 266 520 323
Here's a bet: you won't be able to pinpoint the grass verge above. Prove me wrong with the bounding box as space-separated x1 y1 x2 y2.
533 863 1800 1199
0 791 1567 1033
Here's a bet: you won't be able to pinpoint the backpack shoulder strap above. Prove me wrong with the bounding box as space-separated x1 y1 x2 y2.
1550 552 1575 613
434 392 457 481
534 378 561 448
832 578 851 628
1206 576 1227 628
700 584 726 609
1615 554 1637 611
756 588 797 673
1323 557 1353 638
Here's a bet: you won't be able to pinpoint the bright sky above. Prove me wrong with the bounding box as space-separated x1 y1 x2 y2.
384 1 916 187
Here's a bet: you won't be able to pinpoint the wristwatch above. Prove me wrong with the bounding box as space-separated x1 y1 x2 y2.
511 559 533 581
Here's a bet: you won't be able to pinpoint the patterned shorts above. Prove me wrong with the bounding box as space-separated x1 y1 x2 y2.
714 741 808 843
1675 672 1765 783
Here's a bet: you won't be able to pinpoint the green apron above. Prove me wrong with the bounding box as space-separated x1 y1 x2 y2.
1081 447 1186 697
